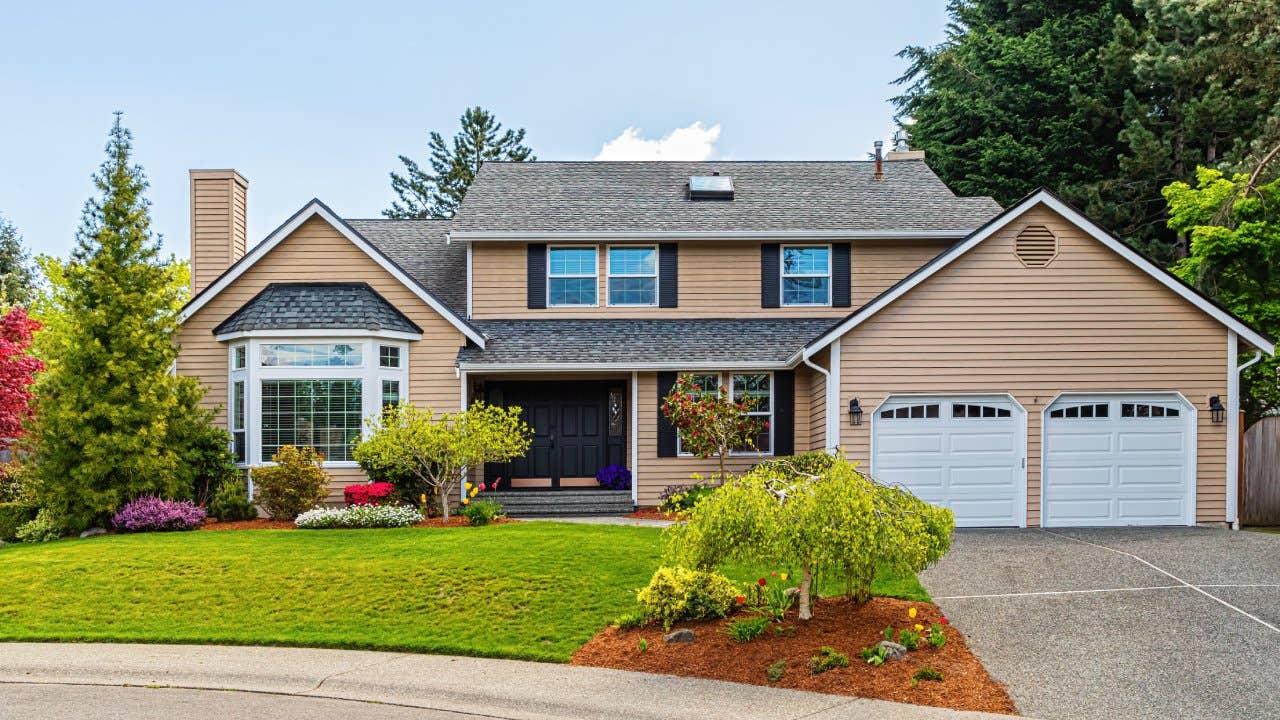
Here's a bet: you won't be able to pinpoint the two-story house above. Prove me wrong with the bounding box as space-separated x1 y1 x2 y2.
176 154 1272 528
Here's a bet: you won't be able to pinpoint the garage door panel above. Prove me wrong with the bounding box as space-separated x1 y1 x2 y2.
1117 432 1183 453
950 466 1016 488
1045 465 1113 487
949 432 1015 453
876 433 943 455
951 498 1018 525
1117 465 1184 487
1045 432 1112 454
878 467 944 488
1116 497 1185 523
1044 499 1114 523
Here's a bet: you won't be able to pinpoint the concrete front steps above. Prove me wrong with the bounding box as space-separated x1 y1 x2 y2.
484 489 635 517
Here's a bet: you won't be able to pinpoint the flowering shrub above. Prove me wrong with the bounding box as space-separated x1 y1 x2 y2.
636 566 741 629
344 481 397 506
294 504 423 529
111 496 207 532
661 375 765 479
596 464 631 491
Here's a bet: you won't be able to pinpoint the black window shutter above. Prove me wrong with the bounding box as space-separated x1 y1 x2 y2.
657 371 678 457
527 244 546 309
832 242 851 308
761 243 780 308
658 243 678 308
772 370 794 457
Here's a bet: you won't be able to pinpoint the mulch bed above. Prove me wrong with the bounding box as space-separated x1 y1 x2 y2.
571 596 1017 716
414 516 519 528
627 508 684 521
198 517 520 530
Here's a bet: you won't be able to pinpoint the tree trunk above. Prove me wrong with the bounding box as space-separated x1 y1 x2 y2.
798 564 814 620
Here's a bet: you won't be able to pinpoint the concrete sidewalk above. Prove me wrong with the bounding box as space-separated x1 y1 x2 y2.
0 643 1018 720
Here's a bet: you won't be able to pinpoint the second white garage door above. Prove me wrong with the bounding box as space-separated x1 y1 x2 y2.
871 395 1026 527
1042 394 1195 527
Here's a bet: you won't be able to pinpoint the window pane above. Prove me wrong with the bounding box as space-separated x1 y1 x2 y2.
378 346 401 368
232 346 246 370
261 343 362 367
549 277 597 306
609 247 656 275
260 379 362 462
732 374 770 412
381 380 400 407
682 373 721 397
549 247 596 276
782 276 830 305
608 276 657 305
231 380 246 463
782 247 830 275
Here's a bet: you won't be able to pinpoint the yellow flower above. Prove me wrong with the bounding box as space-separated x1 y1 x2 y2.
469 487 479 497
914 624 924 632
465 482 473 490
462 497 470 505
780 572 788 581
420 494 427 504
908 607 917 619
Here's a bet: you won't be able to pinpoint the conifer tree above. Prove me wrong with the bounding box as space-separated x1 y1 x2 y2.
385 106 534 219
32 113 214 531
0 214 36 307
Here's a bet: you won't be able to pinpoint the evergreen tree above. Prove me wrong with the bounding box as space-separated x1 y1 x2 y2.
32 113 214 531
0 214 36 307
893 0 1133 208
385 106 534 219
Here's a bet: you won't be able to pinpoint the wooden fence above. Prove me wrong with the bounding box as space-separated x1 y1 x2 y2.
1243 415 1280 526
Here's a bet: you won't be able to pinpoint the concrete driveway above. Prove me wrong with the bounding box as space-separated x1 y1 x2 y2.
921 528 1280 720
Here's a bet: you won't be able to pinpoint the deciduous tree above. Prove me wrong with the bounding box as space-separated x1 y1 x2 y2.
0 307 43 449
662 375 765 481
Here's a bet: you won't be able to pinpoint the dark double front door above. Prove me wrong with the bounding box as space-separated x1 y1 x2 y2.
484 381 625 489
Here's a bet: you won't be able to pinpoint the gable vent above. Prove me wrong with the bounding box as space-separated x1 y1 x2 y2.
1014 224 1058 267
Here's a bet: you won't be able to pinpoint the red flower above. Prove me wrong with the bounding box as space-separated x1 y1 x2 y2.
757 578 767 587
735 595 746 604
940 616 948 625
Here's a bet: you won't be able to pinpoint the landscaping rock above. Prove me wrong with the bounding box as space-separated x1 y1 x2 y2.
783 586 801 597
876 640 908 660
79 527 107 539
663 629 696 643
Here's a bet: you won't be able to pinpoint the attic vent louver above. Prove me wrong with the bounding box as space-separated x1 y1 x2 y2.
689 174 733 200
1014 224 1058 267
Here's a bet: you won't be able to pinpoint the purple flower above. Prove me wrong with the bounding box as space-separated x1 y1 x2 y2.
112 496 207 533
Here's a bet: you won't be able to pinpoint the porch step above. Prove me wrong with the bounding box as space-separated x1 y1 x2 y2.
483 490 636 517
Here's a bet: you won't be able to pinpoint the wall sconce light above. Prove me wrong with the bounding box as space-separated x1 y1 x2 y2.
849 398 863 426
1208 395 1225 423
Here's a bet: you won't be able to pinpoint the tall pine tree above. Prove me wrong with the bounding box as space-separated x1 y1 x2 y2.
33 113 214 531
893 0 1133 208
385 106 534 219
0 214 36 307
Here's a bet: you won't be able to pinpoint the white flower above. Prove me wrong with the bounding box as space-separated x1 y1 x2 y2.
295 504 423 529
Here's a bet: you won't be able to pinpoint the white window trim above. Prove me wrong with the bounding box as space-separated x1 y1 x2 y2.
547 246 599 307
606 244 659 307
780 244 833 307
674 371 775 458
231 336 409 469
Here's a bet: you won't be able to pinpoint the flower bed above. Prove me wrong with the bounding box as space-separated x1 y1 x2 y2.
295 504 423 529
112 497 206 532
572 596 1014 715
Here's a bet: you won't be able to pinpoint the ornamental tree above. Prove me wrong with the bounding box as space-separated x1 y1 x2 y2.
663 452 954 620
661 375 765 481
352 401 532 521
0 307 43 448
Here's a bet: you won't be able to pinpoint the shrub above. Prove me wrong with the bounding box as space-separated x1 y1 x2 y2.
765 659 787 683
663 454 954 619
344 482 397 507
898 628 921 651
112 496 206 532
15 508 64 543
928 623 947 648
726 616 771 643
183 424 239 506
208 477 257 522
252 445 330 520
657 482 715 514
613 610 649 630
595 463 631 490
809 647 849 674
0 501 37 541
294 504 423 529
636 566 741 630
458 498 504 526
913 667 944 682
0 461 34 503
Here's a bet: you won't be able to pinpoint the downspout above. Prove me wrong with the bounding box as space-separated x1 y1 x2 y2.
800 347 835 453
1230 344 1263 530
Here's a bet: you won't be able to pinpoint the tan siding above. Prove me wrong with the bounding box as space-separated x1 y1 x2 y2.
835 206 1229 526
177 216 467 497
471 239 953 319
190 170 249 295
807 347 829 452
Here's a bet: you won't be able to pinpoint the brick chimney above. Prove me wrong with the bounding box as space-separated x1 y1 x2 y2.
189 169 248 294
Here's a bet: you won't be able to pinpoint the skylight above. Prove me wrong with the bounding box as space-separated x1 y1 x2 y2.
689 174 734 200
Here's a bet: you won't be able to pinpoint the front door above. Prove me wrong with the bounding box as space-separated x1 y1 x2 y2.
484 381 622 489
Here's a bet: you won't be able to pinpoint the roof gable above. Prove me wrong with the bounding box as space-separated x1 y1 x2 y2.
802 189 1274 356
179 200 485 348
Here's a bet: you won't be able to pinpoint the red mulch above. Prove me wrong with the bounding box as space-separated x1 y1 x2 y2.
571 596 1017 716
200 519 295 531
628 507 684 521
414 516 519 528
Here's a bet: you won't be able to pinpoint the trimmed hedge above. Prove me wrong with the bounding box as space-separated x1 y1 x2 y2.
0 502 37 542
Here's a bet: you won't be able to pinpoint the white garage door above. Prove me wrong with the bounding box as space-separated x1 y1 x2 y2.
1042 394 1195 527
872 395 1025 527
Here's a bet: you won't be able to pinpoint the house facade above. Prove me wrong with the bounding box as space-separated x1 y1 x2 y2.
175 156 1273 528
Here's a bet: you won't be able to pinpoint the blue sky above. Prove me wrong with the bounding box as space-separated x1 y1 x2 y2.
1 1 949 261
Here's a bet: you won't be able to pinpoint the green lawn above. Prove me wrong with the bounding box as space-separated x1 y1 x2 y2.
0 523 927 662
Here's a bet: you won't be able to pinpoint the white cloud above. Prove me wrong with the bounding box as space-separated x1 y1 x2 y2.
594 121 721 161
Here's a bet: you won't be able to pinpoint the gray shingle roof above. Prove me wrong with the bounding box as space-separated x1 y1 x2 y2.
346 219 467 312
457 318 839 367
213 283 422 335
450 161 1002 234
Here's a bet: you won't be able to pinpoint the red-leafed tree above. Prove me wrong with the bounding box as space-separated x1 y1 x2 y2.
0 306 43 448
661 375 766 481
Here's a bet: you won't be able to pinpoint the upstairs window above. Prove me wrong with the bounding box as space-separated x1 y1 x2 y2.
781 246 831 306
607 246 658 306
548 247 598 306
